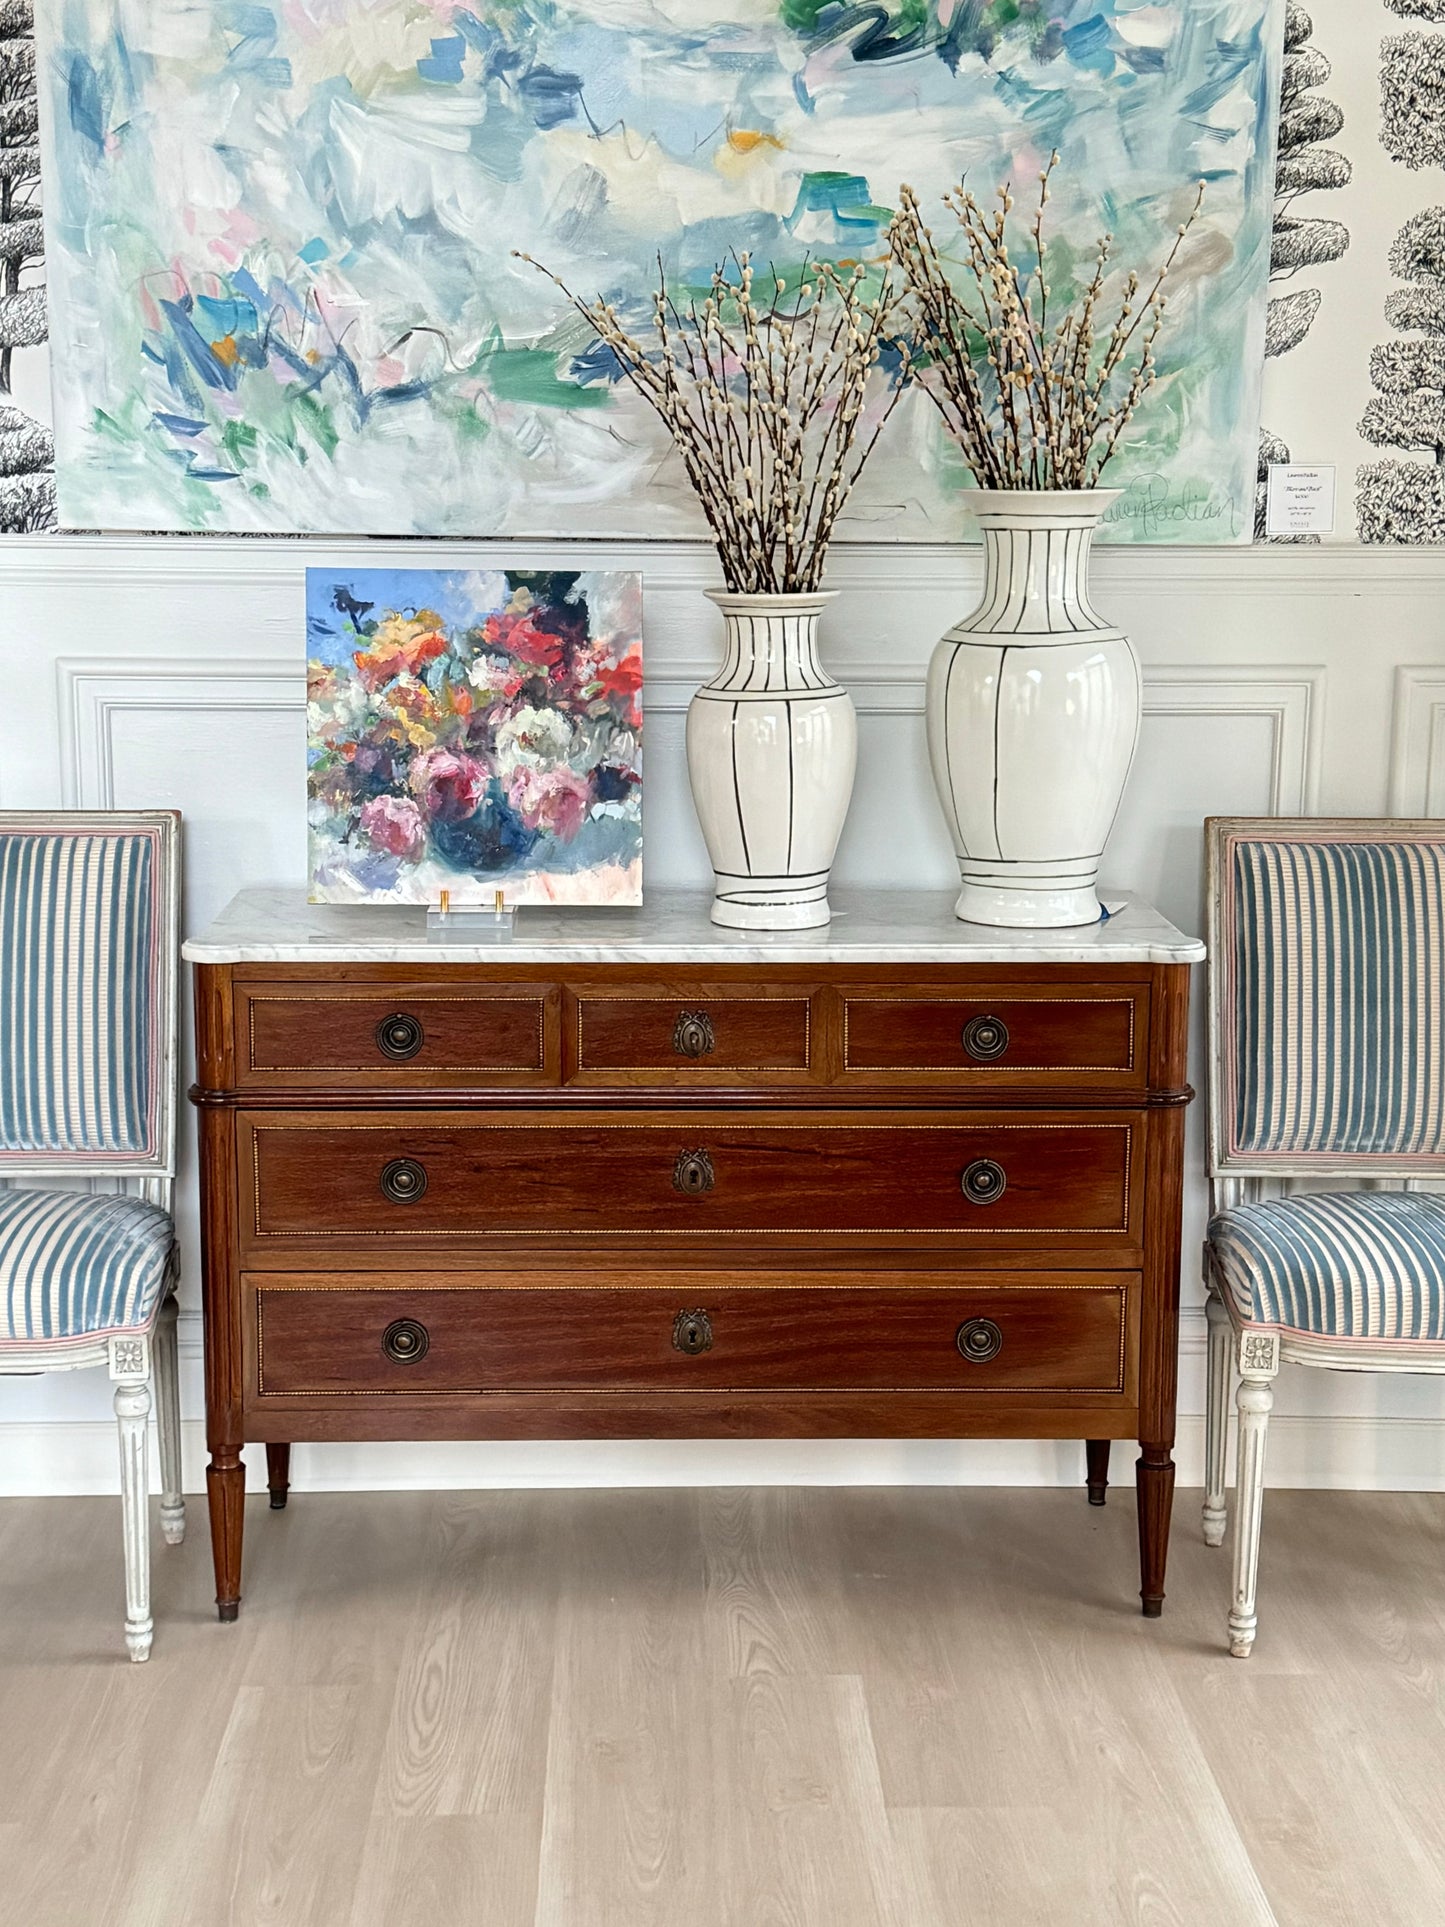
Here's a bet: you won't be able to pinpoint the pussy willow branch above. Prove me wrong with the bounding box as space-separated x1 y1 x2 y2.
890 159 1204 490
515 249 909 592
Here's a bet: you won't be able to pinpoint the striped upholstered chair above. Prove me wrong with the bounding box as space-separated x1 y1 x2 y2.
0 813 184 1661
1201 819 1445 1658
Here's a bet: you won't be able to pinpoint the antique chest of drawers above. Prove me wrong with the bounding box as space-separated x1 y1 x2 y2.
184 888 1203 1621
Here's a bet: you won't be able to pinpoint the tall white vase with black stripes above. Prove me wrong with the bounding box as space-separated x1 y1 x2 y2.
927 488 1138 929
686 590 856 928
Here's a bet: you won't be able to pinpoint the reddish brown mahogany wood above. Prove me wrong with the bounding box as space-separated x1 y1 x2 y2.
253 1275 1134 1398
264 1442 291 1509
191 953 1194 1618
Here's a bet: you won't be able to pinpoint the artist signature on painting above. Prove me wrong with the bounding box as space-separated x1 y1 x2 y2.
1101 475 1239 540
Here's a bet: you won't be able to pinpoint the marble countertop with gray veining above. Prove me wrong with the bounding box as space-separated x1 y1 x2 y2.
182 887 1205 965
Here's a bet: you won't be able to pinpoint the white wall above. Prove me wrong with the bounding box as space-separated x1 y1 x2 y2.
2 535 1444 1495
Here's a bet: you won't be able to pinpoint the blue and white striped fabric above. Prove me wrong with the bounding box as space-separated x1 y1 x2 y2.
0 830 160 1160
0 1188 173 1345
1224 835 1445 1164
1208 1192 1445 1340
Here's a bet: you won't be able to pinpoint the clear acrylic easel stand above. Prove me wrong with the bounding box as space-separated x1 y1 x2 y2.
426 894 515 943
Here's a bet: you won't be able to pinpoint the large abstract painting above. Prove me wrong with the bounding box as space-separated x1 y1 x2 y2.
307 568 642 904
40 3 1280 542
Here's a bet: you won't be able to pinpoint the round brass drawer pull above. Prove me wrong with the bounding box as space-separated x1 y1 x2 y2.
376 1012 425 1061
672 1010 716 1059
956 1317 1003 1363
961 1015 1009 1062
673 1148 715 1196
382 1318 430 1364
380 1157 428 1204
960 1157 1007 1205
673 1308 714 1355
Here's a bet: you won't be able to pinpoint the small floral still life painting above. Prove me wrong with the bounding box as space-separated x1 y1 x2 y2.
306 569 643 906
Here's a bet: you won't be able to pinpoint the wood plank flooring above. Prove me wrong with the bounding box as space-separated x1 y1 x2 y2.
3 1485 1445 1925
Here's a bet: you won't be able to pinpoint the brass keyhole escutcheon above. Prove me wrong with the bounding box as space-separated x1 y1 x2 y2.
672 1148 715 1196
380 1156 428 1204
672 1309 714 1355
672 1010 716 1059
956 1317 1003 1364
376 1012 425 1060
382 1318 430 1364
960 1157 1007 1206
961 1014 1009 1062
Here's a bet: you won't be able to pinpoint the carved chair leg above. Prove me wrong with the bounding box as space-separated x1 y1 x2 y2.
1229 1332 1280 1660
1085 1439 1110 1506
114 1378 154 1662
1202 1289 1232 1548
266 1443 291 1511
153 1291 186 1547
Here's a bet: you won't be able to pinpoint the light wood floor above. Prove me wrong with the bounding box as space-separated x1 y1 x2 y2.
3 1485 1445 1925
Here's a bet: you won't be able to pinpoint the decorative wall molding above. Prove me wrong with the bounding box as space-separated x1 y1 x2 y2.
1388 666 1445 816
58 656 304 808
14 533 1445 593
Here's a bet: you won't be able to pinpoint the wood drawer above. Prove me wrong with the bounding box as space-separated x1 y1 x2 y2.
838 986 1147 1090
251 1273 1135 1397
570 986 815 1085
235 983 560 1088
241 1109 1139 1248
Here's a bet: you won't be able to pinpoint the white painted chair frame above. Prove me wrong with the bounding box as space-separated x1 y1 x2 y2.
0 811 184 1661
1201 816 1445 1659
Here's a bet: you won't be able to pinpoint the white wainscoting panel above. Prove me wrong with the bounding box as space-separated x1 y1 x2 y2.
1 536 1442 1494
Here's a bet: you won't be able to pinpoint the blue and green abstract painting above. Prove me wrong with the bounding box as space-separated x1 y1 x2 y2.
39 2 1281 541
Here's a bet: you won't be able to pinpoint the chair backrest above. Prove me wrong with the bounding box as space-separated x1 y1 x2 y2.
1206 818 1445 1178
0 813 180 1178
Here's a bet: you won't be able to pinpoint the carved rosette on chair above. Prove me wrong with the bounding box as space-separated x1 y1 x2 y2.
927 489 1139 929
686 590 857 929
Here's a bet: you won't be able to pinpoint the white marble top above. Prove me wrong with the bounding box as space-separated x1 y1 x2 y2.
183 887 1205 966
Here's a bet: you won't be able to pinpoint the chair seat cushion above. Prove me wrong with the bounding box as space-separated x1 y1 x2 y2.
1207 1191 1445 1341
0 1188 174 1346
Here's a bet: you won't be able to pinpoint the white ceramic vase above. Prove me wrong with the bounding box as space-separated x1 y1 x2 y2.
926 488 1139 929
686 590 857 929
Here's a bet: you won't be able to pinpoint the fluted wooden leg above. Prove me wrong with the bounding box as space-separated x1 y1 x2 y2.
1085 1439 1110 1506
207 1446 245 1622
1229 1359 1277 1659
1202 1290 1231 1548
266 1443 291 1510
1135 1441 1175 1617
115 1378 154 1662
154 1291 186 1547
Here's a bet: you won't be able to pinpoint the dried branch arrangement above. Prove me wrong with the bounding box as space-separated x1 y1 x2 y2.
889 157 1203 490
517 250 907 592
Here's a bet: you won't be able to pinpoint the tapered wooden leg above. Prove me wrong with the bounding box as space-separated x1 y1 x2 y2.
1085 1439 1110 1506
207 1447 245 1622
115 1378 154 1662
265 1443 291 1510
154 1290 186 1547
1135 1441 1175 1617
1202 1290 1232 1548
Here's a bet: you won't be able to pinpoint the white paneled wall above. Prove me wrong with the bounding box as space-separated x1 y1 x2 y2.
2 536 1443 1494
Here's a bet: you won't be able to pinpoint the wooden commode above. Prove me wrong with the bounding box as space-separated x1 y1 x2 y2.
184 888 1203 1621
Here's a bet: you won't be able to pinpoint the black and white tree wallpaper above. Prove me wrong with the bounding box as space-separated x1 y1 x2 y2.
0 0 52 533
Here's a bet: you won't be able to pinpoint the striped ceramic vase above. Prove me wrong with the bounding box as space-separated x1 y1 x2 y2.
686 590 857 929
927 488 1138 929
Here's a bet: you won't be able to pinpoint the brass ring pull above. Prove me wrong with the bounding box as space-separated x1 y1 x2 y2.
380 1157 428 1204
382 1318 429 1364
672 1010 716 1059
960 1157 1007 1206
376 1012 424 1060
672 1308 714 1355
956 1317 1003 1363
672 1148 715 1196
961 1015 1009 1062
